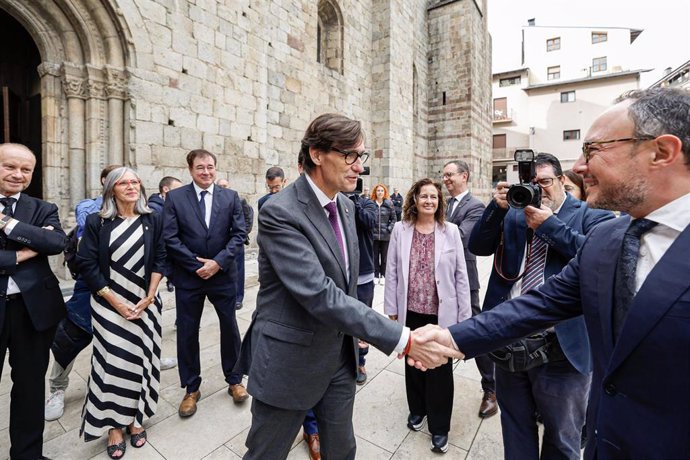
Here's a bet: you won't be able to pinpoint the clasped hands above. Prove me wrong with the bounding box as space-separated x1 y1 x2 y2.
403 324 464 371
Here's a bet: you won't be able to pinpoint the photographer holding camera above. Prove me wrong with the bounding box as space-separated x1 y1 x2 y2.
468 152 614 459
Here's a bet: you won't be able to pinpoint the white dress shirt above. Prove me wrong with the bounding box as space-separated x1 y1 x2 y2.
192 182 214 228
635 192 690 292
2 192 23 295
448 190 469 216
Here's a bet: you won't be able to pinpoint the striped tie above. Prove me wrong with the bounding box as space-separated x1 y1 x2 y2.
521 235 547 294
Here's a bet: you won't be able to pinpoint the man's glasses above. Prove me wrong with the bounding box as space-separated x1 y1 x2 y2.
115 179 141 187
581 137 654 162
532 177 559 188
332 147 370 165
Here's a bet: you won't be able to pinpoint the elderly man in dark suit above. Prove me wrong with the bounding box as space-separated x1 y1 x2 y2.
415 87 690 459
243 113 459 459
0 143 67 459
442 159 495 418
163 149 247 417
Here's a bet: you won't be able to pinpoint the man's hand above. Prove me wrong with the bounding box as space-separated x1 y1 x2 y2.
493 182 510 209
16 248 38 263
405 324 464 371
196 257 221 279
388 315 398 321
524 204 553 230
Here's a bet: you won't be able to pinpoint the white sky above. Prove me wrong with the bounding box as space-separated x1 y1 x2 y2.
487 0 690 87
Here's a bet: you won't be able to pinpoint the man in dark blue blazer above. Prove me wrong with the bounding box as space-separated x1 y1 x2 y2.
163 149 247 417
0 143 67 459
468 153 614 458
415 87 690 459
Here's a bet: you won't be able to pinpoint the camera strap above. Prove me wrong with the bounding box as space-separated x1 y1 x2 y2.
494 227 536 282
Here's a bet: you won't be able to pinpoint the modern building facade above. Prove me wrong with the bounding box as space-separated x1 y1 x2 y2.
492 21 647 183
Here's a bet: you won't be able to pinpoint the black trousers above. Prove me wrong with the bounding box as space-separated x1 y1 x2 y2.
405 310 454 435
176 282 242 392
373 240 390 277
0 295 56 459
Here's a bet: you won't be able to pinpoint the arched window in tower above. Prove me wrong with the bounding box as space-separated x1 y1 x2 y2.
317 0 344 74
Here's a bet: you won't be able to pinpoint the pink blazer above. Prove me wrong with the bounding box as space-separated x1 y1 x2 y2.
384 221 472 328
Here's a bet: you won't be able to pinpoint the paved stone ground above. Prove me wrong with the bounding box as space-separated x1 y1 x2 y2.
1 256 504 459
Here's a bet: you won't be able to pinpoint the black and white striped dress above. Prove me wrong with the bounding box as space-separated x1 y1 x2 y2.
81 216 162 440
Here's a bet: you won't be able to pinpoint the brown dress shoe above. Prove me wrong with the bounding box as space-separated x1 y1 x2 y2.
479 391 498 418
228 384 249 403
303 432 321 460
178 391 201 417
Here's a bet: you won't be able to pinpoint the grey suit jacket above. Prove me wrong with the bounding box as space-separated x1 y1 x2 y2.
447 192 485 291
246 175 403 410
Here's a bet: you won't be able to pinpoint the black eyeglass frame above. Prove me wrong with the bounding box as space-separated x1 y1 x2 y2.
581 137 655 162
332 147 370 165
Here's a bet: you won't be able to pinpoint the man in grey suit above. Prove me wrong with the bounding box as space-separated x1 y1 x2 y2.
442 160 496 418
243 113 459 459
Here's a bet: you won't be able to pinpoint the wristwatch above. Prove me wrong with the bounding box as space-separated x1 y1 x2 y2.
97 286 111 297
0 215 12 230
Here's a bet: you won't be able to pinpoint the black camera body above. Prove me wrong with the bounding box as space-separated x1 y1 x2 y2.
506 149 541 209
353 166 370 195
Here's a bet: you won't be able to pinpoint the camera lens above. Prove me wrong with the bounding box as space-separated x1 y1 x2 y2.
507 185 536 209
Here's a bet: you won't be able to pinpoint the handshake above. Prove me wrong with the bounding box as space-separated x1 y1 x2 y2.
403 324 465 371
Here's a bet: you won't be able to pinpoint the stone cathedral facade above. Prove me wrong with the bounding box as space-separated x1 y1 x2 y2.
0 0 491 226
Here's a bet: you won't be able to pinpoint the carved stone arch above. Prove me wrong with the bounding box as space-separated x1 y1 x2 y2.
0 0 135 213
317 0 344 74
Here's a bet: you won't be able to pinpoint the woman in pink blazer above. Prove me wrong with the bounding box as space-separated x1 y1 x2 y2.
384 178 471 454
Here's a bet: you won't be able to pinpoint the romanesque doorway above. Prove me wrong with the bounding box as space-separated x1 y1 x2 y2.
0 9 42 198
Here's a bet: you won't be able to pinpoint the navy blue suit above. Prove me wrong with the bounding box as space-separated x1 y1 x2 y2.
468 194 614 458
163 183 246 391
454 215 690 459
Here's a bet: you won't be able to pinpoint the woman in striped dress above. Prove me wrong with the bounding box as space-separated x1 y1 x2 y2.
77 167 166 459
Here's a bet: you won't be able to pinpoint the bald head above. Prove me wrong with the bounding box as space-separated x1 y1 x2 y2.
0 143 36 197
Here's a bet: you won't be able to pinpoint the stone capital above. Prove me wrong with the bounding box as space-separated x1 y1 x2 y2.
105 66 128 100
37 62 61 78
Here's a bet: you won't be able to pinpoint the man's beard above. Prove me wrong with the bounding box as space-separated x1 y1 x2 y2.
590 175 648 212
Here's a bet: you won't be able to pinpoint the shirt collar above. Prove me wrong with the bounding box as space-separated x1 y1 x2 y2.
2 192 21 202
305 173 338 209
451 190 469 202
192 182 214 196
643 192 690 233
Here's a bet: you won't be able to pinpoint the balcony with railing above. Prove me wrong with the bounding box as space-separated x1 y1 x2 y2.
493 108 513 123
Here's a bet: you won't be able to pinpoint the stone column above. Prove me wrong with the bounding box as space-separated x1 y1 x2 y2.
37 62 65 206
61 64 87 204
106 66 128 166
86 65 107 197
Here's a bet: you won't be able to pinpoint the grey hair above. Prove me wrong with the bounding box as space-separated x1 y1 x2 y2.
99 167 152 219
619 88 690 166
444 160 471 182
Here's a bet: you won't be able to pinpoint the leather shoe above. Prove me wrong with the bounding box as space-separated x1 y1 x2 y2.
178 391 201 417
407 413 426 431
431 434 449 453
478 391 498 418
228 383 249 403
303 432 321 460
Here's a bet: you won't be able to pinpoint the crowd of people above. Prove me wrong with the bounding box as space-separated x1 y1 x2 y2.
0 86 688 460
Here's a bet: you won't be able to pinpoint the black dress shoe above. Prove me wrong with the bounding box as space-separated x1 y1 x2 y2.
407 414 426 431
479 391 498 418
166 281 175 292
431 434 449 453
235 302 243 310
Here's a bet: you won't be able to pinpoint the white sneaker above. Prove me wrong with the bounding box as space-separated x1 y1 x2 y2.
160 357 178 370
45 390 65 421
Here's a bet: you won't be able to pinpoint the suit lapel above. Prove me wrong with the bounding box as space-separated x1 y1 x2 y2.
434 223 445 270
449 193 470 221
142 214 153 269
338 196 358 287
608 223 690 373
401 223 413 289
296 177 348 282
14 194 36 223
186 185 207 230
209 186 223 232
597 217 629 357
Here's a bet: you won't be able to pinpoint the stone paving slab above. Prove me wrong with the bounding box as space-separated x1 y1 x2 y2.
1 256 503 459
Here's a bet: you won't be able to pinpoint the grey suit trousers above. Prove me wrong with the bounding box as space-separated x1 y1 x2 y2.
244 341 356 460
